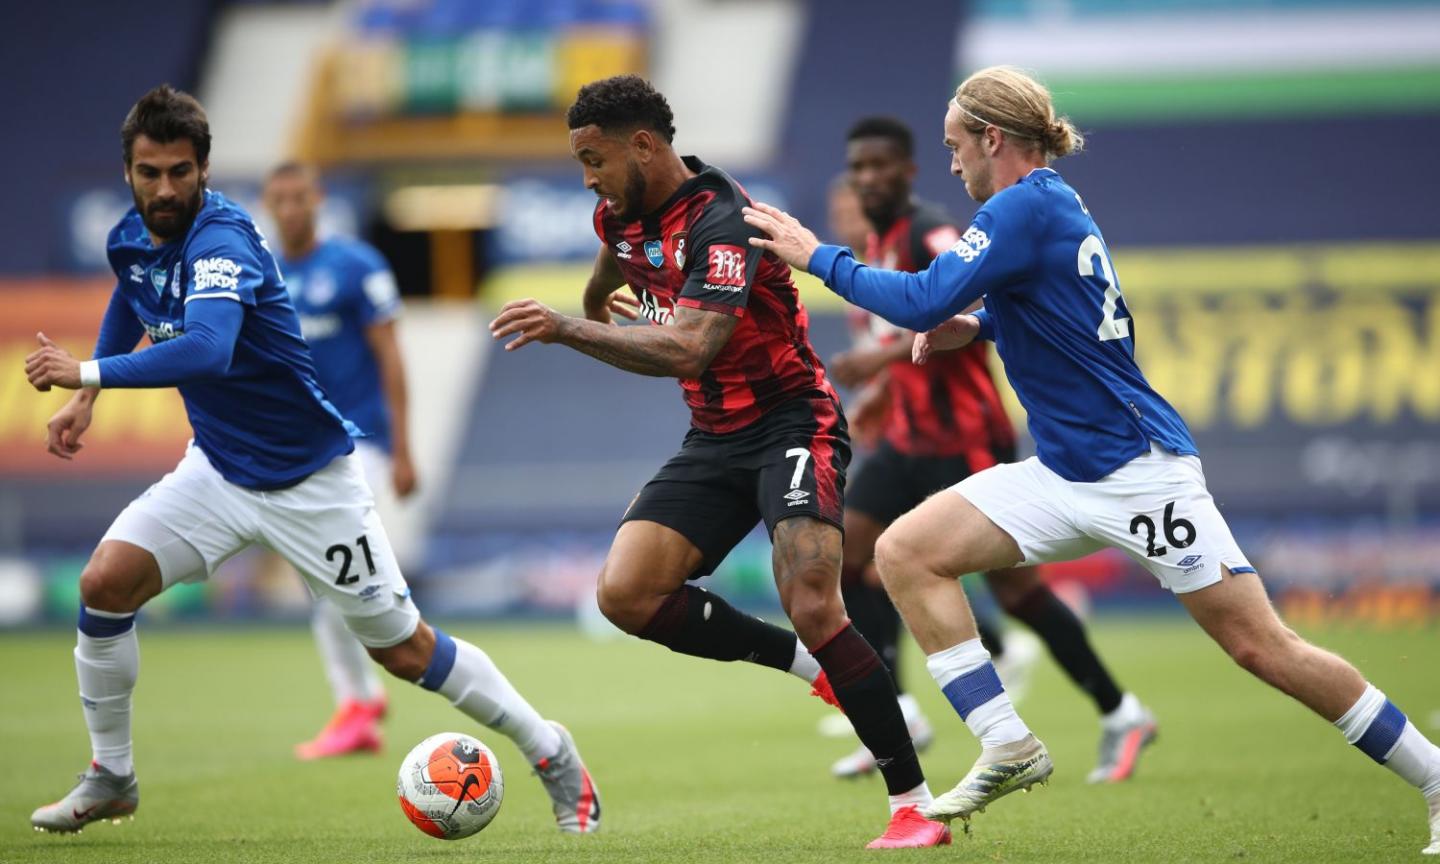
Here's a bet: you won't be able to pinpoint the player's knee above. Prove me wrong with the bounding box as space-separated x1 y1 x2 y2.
873 528 919 589
594 571 649 635
78 556 144 613
784 584 844 644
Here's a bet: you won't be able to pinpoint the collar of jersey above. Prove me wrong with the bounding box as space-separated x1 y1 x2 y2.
628 155 712 222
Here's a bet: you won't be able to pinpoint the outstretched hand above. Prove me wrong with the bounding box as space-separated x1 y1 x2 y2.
912 315 980 365
742 202 820 271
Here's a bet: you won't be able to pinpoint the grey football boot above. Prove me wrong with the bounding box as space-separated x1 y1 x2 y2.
532 722 601 834
32 762 138 833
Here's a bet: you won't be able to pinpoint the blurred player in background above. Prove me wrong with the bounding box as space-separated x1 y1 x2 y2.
746 66 1440 853
27 85 601 836
825 117 1154 783
261 162 417 760
491 74 948 849
827 164 1029 765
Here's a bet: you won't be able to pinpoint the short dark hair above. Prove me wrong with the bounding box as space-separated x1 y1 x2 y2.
121 84 211 166
566 75 676 144
846 116 913 158
265 160 318 185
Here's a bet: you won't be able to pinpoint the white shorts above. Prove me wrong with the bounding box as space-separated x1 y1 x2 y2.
953 443 1254 593
352 439 420 571
102 443 421 647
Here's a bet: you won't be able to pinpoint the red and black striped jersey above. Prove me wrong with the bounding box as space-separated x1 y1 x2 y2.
857 200 1016 462
594 156 834 434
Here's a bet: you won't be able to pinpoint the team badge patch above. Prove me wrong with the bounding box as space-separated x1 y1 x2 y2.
150 267 168 295
170 262 182 298
670 231 688 269
644 240 664 268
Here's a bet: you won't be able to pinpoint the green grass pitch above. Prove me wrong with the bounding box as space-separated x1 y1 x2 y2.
0 617 1433 863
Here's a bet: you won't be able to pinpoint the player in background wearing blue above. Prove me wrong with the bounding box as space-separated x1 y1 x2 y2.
262 163 416 760
25 85 601 835
746 66 1440 853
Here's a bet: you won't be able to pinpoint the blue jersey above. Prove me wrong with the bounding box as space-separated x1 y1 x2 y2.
101 190 358 490
277 237 400 453
808 167 1197 483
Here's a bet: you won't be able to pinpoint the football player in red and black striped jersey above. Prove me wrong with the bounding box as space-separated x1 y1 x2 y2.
490 76 949 848
826 117 1155 784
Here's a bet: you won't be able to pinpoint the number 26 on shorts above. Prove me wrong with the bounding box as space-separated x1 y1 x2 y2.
1129 502 1196 559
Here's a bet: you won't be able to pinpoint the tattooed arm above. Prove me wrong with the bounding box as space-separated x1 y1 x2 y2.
489 299 738 379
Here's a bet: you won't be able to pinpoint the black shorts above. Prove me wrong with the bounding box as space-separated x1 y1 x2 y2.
847 440 1017 527
622 391 850 576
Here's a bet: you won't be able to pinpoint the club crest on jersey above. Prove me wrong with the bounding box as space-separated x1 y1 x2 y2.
170 263 182 298
671 232 688 269
150 267 168 295
644 240 664 268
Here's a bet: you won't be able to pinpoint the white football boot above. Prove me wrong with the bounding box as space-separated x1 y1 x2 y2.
922 734 1052 831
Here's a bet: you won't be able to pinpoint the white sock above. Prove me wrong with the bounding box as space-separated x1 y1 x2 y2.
429 633 562 764
311 600 384 704
1334 684 1386 742
926 638 1031 749
1390 723 1440 800
75 615 140 776
1101 692 1145 731
888 781 933 815
897 693 922 725
1336 684 1440 798
789 638 821 683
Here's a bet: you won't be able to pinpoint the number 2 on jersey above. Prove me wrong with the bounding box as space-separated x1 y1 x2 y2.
1078 234 1130 342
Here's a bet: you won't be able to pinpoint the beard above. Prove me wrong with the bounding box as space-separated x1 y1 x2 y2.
614 159 649 221
135 184 203 241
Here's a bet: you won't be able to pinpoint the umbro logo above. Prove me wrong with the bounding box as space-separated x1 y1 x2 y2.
783 489 811 507
614 240 633 260
1178 555 1202 567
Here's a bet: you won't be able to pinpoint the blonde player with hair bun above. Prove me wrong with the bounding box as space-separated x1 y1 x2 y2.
745 66 1440 853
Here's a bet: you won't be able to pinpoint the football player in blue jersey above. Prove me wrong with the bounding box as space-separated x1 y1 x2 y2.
745 66 1440 853
25 85 602 835
262 162 416 760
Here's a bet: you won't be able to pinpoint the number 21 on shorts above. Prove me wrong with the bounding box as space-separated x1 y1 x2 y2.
327 535 377 585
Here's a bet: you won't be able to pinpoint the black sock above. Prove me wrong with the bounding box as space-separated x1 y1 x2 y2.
1007 584 1123 714
975 610 1006 659
813 624 924 796
841 580 904 692
638 585 797 672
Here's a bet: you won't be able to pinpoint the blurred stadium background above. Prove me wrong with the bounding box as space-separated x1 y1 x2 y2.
2 0 1438 634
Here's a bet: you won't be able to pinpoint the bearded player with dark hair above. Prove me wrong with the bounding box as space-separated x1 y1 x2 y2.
490 75 949 849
